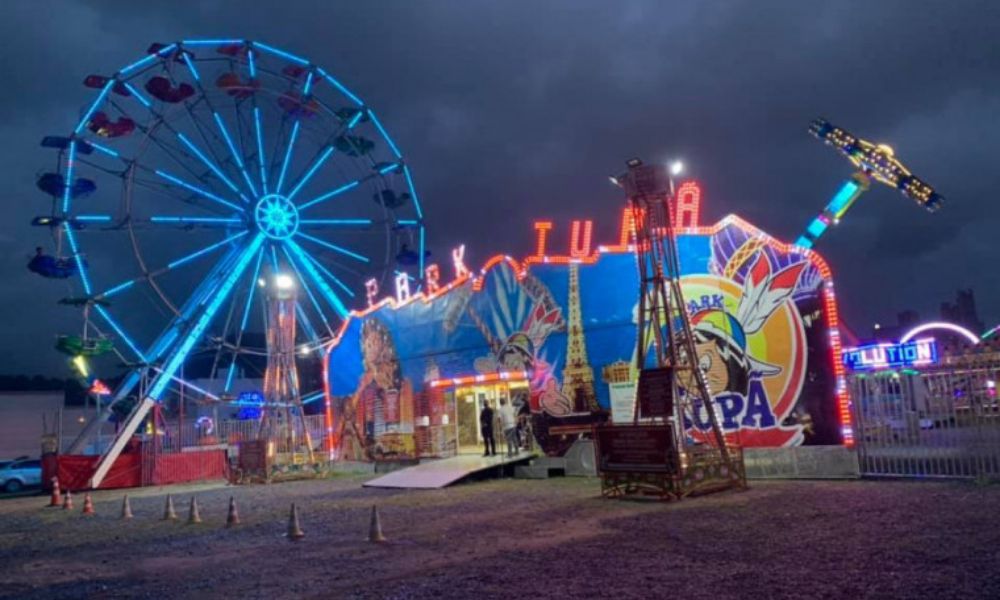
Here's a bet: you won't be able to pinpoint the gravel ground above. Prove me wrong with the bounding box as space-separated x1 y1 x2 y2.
0 475 998 599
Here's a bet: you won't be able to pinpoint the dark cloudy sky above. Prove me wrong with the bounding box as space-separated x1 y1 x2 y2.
2 0 999 374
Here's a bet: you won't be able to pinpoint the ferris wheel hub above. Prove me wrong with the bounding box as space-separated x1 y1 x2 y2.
255 194 299 240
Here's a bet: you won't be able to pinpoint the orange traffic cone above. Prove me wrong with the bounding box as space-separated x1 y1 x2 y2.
48 477 62 507
81 493 95 516
162 494 178 521
367 504 386 543
286 503 304 541
62 490 73 511
187 497 202 524
121 494 133 520
225 496 240 527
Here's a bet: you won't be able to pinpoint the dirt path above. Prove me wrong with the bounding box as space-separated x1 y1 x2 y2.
0 477 998 599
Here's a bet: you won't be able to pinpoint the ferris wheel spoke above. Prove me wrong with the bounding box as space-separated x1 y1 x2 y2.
146 233 266 401
223 246 265 393
286 146 334 202
144 215 244 228
175 132 249 203
284 241 348 320
154 169 245 212
95 230 250 301
295 232 369 264
299 250 356 298
298 218 372 228
296 179 361 211
281 246 333 334
94 305 148 362
274 120 302 195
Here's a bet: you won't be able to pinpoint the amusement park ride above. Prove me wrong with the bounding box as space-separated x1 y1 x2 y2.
29 40 425 486
593 160 746 500
796 118 943 249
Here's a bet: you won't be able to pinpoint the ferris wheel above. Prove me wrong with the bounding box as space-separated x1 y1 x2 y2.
31 39 426 409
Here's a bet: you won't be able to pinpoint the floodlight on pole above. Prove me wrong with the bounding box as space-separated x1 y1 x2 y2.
669 160 684 176
275 274 295 290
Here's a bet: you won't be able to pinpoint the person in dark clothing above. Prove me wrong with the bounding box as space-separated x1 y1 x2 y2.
480 400 496 456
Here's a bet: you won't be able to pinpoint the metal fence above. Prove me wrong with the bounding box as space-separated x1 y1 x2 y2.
849 363 1000 479
156 414 328 456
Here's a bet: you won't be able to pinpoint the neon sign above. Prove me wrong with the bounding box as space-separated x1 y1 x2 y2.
842 338 938 371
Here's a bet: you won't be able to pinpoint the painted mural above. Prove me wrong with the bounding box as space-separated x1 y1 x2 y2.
325 185 847 460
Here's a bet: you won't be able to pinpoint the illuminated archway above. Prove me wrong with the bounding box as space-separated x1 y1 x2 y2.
900 321 980 345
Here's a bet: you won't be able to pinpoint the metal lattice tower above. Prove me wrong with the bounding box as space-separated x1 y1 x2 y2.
259 274 314 462
617 159 729 457
561 263 599 412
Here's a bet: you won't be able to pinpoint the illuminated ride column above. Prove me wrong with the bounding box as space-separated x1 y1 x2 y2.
795 118 943 249
260 273 315 463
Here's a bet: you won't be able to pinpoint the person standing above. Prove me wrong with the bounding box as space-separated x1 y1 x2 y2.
498 397 518 457
479 400 496 457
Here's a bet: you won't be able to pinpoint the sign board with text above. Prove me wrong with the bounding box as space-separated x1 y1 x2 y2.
593 423 678 474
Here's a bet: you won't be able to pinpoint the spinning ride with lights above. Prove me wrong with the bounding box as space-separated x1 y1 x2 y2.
796 118 943 249
30 39 425 486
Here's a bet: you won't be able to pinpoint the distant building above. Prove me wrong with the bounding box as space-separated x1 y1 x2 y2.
0 392 90 460
940 288 985 334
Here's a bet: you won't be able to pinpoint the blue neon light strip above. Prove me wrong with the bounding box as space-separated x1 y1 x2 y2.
827 180 860 218
296 232 369 263
302 391 324 405
286 146 334 201
806 218 828 238
302 251 355 297
419 225 426 275
183 39 244 46
212 112 258 197
367 110 402 158
270 245 279 271
95 305 147 362
167 230 248 269
182 53 200 81
176 133 246 200
403 166 424 219
282 247 332 329
248 49 257 78
155 169 244 212
226 247 265 393
87 141 119 157
347 110 364 129
298 218 371 226
61 141 77 213
101 279 135 298
296 304 320 341
378 162 401 175
119 43 176 76
275 120 301 194
151 216 242 225
238 248 265 334
297 179 360 211
122 82 152 108
303 71 314 96
286 240 349 318
254 106 267 194
316 67 363 106
252 41 309 65
148 234 265 400
63 222 91 294
794 235 814 249
398 219 418 225
74 215 113 222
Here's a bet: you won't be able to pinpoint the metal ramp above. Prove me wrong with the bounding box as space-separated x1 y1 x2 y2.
363 451 536 489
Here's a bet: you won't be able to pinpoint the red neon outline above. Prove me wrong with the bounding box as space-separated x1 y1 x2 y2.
323 212 852 451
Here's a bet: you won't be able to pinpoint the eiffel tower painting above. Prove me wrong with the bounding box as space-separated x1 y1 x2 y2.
561 263 599 412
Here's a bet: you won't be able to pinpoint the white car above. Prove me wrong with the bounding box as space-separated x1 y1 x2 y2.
0 458 42 493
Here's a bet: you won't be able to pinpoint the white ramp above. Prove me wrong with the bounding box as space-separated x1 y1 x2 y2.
363 451 536 489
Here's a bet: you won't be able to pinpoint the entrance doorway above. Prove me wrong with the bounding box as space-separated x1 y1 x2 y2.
452 381 529 455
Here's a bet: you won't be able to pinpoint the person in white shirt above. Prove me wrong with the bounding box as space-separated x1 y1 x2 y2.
498 397 518 457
